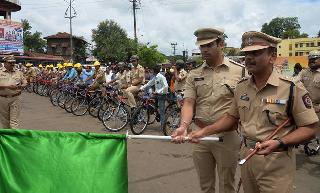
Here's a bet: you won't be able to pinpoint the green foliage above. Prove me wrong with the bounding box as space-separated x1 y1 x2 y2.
73 38 88 63
137 44 166 68
22 19 46 53
261 17 308 39
92 19 130 63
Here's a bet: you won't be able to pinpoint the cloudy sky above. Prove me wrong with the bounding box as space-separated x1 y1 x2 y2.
13 0 320 55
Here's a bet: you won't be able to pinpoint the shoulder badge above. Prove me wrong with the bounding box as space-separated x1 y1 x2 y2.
302 93 312 109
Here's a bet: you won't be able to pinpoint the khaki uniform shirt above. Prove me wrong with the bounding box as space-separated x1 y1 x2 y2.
124 70 131 84
116 72 127 89
94 68 106 84
131 64 145 85
0 67 27 96
184 58 243 124
299 68 320 120
174 69 188 91
25 67 37 78
228 70 319 142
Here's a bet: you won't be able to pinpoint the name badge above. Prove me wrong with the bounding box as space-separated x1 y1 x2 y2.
194 77 204 81
262 98 287 105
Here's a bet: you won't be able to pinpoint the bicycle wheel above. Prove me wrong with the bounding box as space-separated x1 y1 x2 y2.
50 89 59 106
57 92 67 108
64 95 75 113
102 104 128 132
98 100 109 121
130 106 149 135
88 97 102 118
71 97 89 116
163 103 181 136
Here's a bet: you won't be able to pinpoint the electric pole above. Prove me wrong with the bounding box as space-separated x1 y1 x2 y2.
65 0 77 62
171 42 177 56
130 0 140 45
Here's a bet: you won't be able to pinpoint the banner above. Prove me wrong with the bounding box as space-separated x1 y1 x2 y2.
0 19 23 55
274 56 308 76
0 129 128 193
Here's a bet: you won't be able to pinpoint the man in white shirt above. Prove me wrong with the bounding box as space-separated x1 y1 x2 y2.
140 65 168 131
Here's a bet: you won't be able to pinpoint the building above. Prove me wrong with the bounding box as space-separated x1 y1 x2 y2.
0 0 21 20
277 37 320 57
44 32 87 62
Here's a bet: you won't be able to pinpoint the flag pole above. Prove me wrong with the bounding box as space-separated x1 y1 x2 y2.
126 131 223 142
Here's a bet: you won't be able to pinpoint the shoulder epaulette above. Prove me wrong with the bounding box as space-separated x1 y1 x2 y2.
237 77 249 84
279 75 297 85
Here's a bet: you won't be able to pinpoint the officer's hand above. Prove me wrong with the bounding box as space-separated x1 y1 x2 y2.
171 127 187 144
255 140 279 155
188 129 205 143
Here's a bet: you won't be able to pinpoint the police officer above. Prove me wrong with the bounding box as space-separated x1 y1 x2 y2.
189 31 319 193
299 50 320 128
0 55 27 129
125 55 145 107
172 27 244 193
25 63 37 83
173 59 188 92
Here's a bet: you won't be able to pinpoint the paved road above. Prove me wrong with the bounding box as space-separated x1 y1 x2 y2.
19 92 319 193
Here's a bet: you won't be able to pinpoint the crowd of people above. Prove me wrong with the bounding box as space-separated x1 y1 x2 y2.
0 26 319 193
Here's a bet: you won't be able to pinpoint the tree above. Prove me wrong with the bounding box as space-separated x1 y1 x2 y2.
137 44 166 68
22 19 46 53
92 19 130 63
73 38 88 63
261 17 308 39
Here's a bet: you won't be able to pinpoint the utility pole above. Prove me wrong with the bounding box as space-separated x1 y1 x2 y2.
171 42 178 56
130 0 140 45
65 0 77 62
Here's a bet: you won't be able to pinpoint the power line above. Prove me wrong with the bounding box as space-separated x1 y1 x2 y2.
64 0 77 62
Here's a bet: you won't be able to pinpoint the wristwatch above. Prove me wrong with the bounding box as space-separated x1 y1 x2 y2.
275 138 287 149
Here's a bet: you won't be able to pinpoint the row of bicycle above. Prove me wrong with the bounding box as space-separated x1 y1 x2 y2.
25 77 182 136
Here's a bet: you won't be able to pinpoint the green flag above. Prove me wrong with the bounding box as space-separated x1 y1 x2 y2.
0 129 128 193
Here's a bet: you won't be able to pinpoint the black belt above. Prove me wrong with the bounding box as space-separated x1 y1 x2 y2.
0 92 21 98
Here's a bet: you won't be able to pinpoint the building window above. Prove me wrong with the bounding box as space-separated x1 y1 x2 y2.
300 43 303 47
310 42 314 47
306 43 310 47
289 53 292 56
295 52 298 56
52 47 57 55
289 44 292 50
295 44 298 48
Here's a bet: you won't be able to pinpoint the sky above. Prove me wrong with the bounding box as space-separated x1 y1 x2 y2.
12 0 320 55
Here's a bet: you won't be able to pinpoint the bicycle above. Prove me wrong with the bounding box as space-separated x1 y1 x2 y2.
101 89 131 132
304 136 320 156
163 91 184 136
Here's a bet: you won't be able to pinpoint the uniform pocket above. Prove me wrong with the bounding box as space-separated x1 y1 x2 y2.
238 100 250 122
195 80 212 97
262 104 288 126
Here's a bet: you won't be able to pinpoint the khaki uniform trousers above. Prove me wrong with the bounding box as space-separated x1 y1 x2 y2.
0 96 21 129
125 85 141 107
192 124 240 193
240 146 295 193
